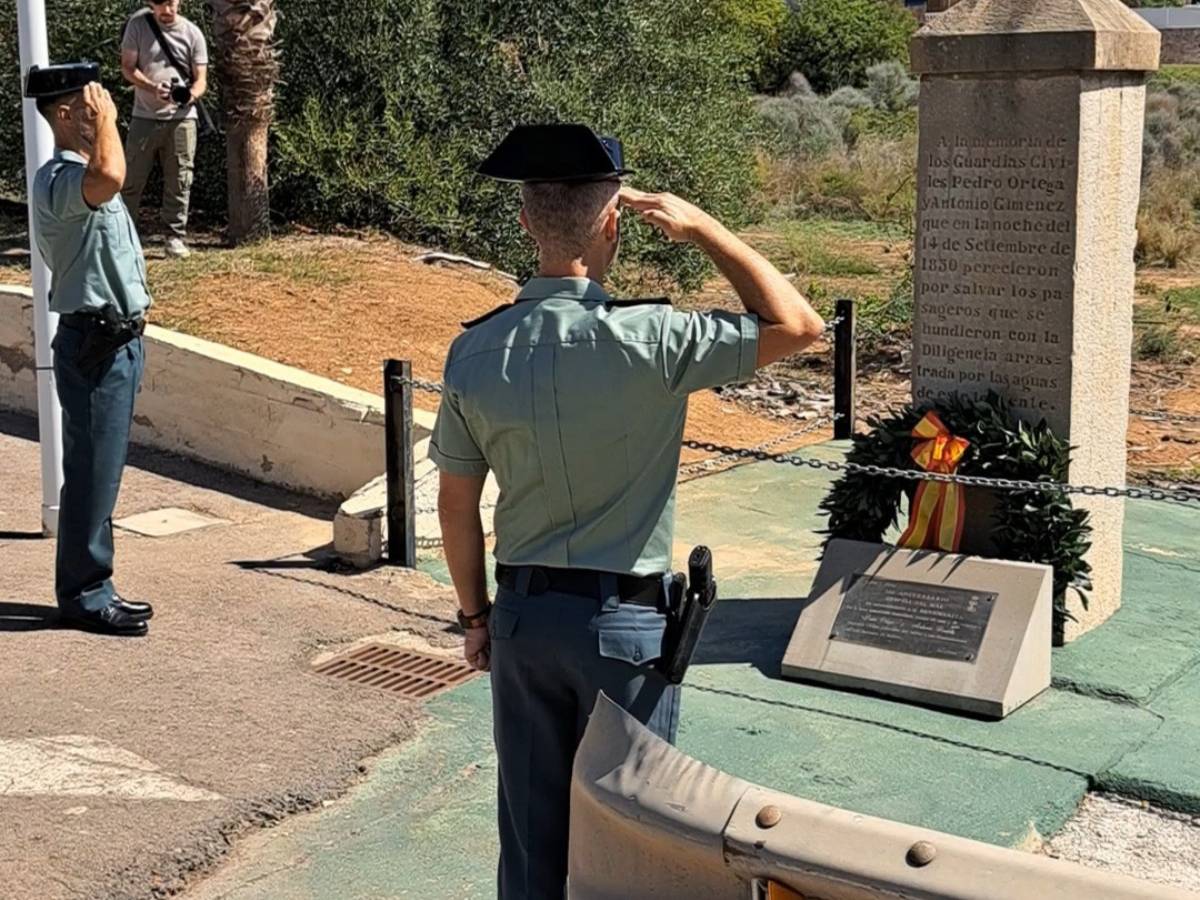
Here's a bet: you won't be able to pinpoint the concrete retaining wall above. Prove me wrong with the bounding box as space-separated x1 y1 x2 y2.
0 285 435 499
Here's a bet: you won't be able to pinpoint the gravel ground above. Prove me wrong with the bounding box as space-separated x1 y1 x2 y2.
1044 794 1200 894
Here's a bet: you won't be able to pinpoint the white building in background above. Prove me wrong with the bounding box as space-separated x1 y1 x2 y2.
1131 6 1200 66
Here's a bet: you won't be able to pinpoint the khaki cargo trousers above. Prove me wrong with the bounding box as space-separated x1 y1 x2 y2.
122 117 198 239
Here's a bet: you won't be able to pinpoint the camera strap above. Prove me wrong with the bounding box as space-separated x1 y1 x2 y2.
143 11 192 89
140 11 219 136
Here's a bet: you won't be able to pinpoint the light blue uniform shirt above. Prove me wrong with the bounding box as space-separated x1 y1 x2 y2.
430 276 759 576
32 149 151 318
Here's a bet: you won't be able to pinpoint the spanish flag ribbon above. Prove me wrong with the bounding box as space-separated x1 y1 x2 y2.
898 411 971 552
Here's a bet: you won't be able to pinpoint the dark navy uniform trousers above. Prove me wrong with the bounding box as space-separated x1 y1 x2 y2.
52 319 144 615
489 575 681 900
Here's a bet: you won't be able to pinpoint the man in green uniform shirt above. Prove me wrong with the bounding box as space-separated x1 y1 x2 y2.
27 63 154 637
430 124 824 898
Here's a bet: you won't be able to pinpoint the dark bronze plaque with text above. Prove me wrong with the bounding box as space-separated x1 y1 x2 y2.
830 575 995 663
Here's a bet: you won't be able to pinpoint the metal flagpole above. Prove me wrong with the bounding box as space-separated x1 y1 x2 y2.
16 0 64 536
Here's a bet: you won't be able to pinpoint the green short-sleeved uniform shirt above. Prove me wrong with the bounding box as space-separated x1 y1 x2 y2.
33 150 151 318
429 276 759 576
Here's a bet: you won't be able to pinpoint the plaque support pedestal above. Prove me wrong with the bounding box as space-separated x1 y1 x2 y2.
781 540 1053 719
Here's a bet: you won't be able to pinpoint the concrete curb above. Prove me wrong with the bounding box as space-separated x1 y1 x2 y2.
0 284 434 499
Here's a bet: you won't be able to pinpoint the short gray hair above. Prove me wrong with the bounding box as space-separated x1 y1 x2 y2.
521 180 619 262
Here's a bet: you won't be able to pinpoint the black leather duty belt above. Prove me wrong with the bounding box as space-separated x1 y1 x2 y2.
495 564 663 608
60 312 146 334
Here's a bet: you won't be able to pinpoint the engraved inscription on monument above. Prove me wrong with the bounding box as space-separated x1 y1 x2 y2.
830 575 996 662
912 77 1081 435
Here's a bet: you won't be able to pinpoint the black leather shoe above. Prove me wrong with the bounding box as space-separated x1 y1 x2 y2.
112 595 154 620
61 604 149 637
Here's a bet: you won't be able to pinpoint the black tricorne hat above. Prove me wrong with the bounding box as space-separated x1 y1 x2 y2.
24 62 100 100
478 124 632 184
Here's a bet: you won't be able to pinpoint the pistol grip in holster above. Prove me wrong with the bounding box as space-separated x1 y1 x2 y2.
657 546 718 685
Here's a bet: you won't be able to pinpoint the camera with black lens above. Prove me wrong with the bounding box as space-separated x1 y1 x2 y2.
169 77 192 105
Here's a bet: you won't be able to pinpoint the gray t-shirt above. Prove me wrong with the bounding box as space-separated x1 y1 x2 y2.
122 11 208 121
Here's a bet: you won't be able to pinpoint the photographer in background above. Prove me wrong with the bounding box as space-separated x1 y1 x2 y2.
120 0 208 259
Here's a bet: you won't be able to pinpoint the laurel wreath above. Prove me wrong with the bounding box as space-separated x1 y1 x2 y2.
819 391 1092 639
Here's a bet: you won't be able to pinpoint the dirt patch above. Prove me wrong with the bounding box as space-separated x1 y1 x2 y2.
146 234 819 450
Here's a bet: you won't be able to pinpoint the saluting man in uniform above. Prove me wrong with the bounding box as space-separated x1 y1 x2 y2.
430 124 824 898
26 64 153 637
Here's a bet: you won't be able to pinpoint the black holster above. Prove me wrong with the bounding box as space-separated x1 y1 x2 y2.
657 546 718 685
74 314 144 374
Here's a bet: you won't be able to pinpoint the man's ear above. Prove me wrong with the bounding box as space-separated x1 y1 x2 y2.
603 205 620 241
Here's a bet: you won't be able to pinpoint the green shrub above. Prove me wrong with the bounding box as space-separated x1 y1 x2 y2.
1151 65 1200 89
1163 285 1200 318
846 107 918 144
1135 324 1184 362
4 0 759 286
757 96 845 159
712 0 792 89
864 60 919 113
827 86 873 112
273 0 760 287
770 0 918 94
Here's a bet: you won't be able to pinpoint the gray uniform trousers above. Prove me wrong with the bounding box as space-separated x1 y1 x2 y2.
52 319 145 614
489 576 682 900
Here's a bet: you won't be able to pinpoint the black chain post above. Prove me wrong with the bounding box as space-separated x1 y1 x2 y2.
383 359 416 567
833 298 857 441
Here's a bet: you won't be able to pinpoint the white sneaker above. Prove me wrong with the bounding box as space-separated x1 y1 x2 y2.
165 237 191 259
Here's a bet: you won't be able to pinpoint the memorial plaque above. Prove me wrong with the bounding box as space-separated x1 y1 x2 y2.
830 576 995 663
782 540 1053 719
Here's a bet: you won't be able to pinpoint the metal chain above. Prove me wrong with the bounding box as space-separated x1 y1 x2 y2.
415 501 496 515
822 315 844 333
393 376 444 394
680 440 1200 506
1131 407 1200 427
679 415 839 477
391 378 1198 505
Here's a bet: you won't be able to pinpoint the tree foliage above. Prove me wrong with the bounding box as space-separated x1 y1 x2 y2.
3 0 759 285
768 0 918 94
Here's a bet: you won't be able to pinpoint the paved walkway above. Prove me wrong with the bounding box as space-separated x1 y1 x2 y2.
0 412 464 899
187 444 1200 898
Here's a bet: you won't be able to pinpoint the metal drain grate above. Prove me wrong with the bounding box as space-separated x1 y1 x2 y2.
313 643 478 699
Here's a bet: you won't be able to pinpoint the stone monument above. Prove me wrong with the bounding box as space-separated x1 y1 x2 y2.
908 0 1160 641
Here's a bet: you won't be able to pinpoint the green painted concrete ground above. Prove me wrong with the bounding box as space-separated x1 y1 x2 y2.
192 444 1200 900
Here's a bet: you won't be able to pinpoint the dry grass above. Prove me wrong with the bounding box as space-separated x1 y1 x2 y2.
757 134 917 224
1136 168 1200 268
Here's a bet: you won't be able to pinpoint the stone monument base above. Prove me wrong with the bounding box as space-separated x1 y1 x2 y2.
781 540 1053 718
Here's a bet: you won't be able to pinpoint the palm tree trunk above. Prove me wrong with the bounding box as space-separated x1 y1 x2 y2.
226 117 271 241
207 0 279 244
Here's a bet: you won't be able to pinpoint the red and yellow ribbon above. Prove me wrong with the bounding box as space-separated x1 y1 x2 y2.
898 411 971 553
